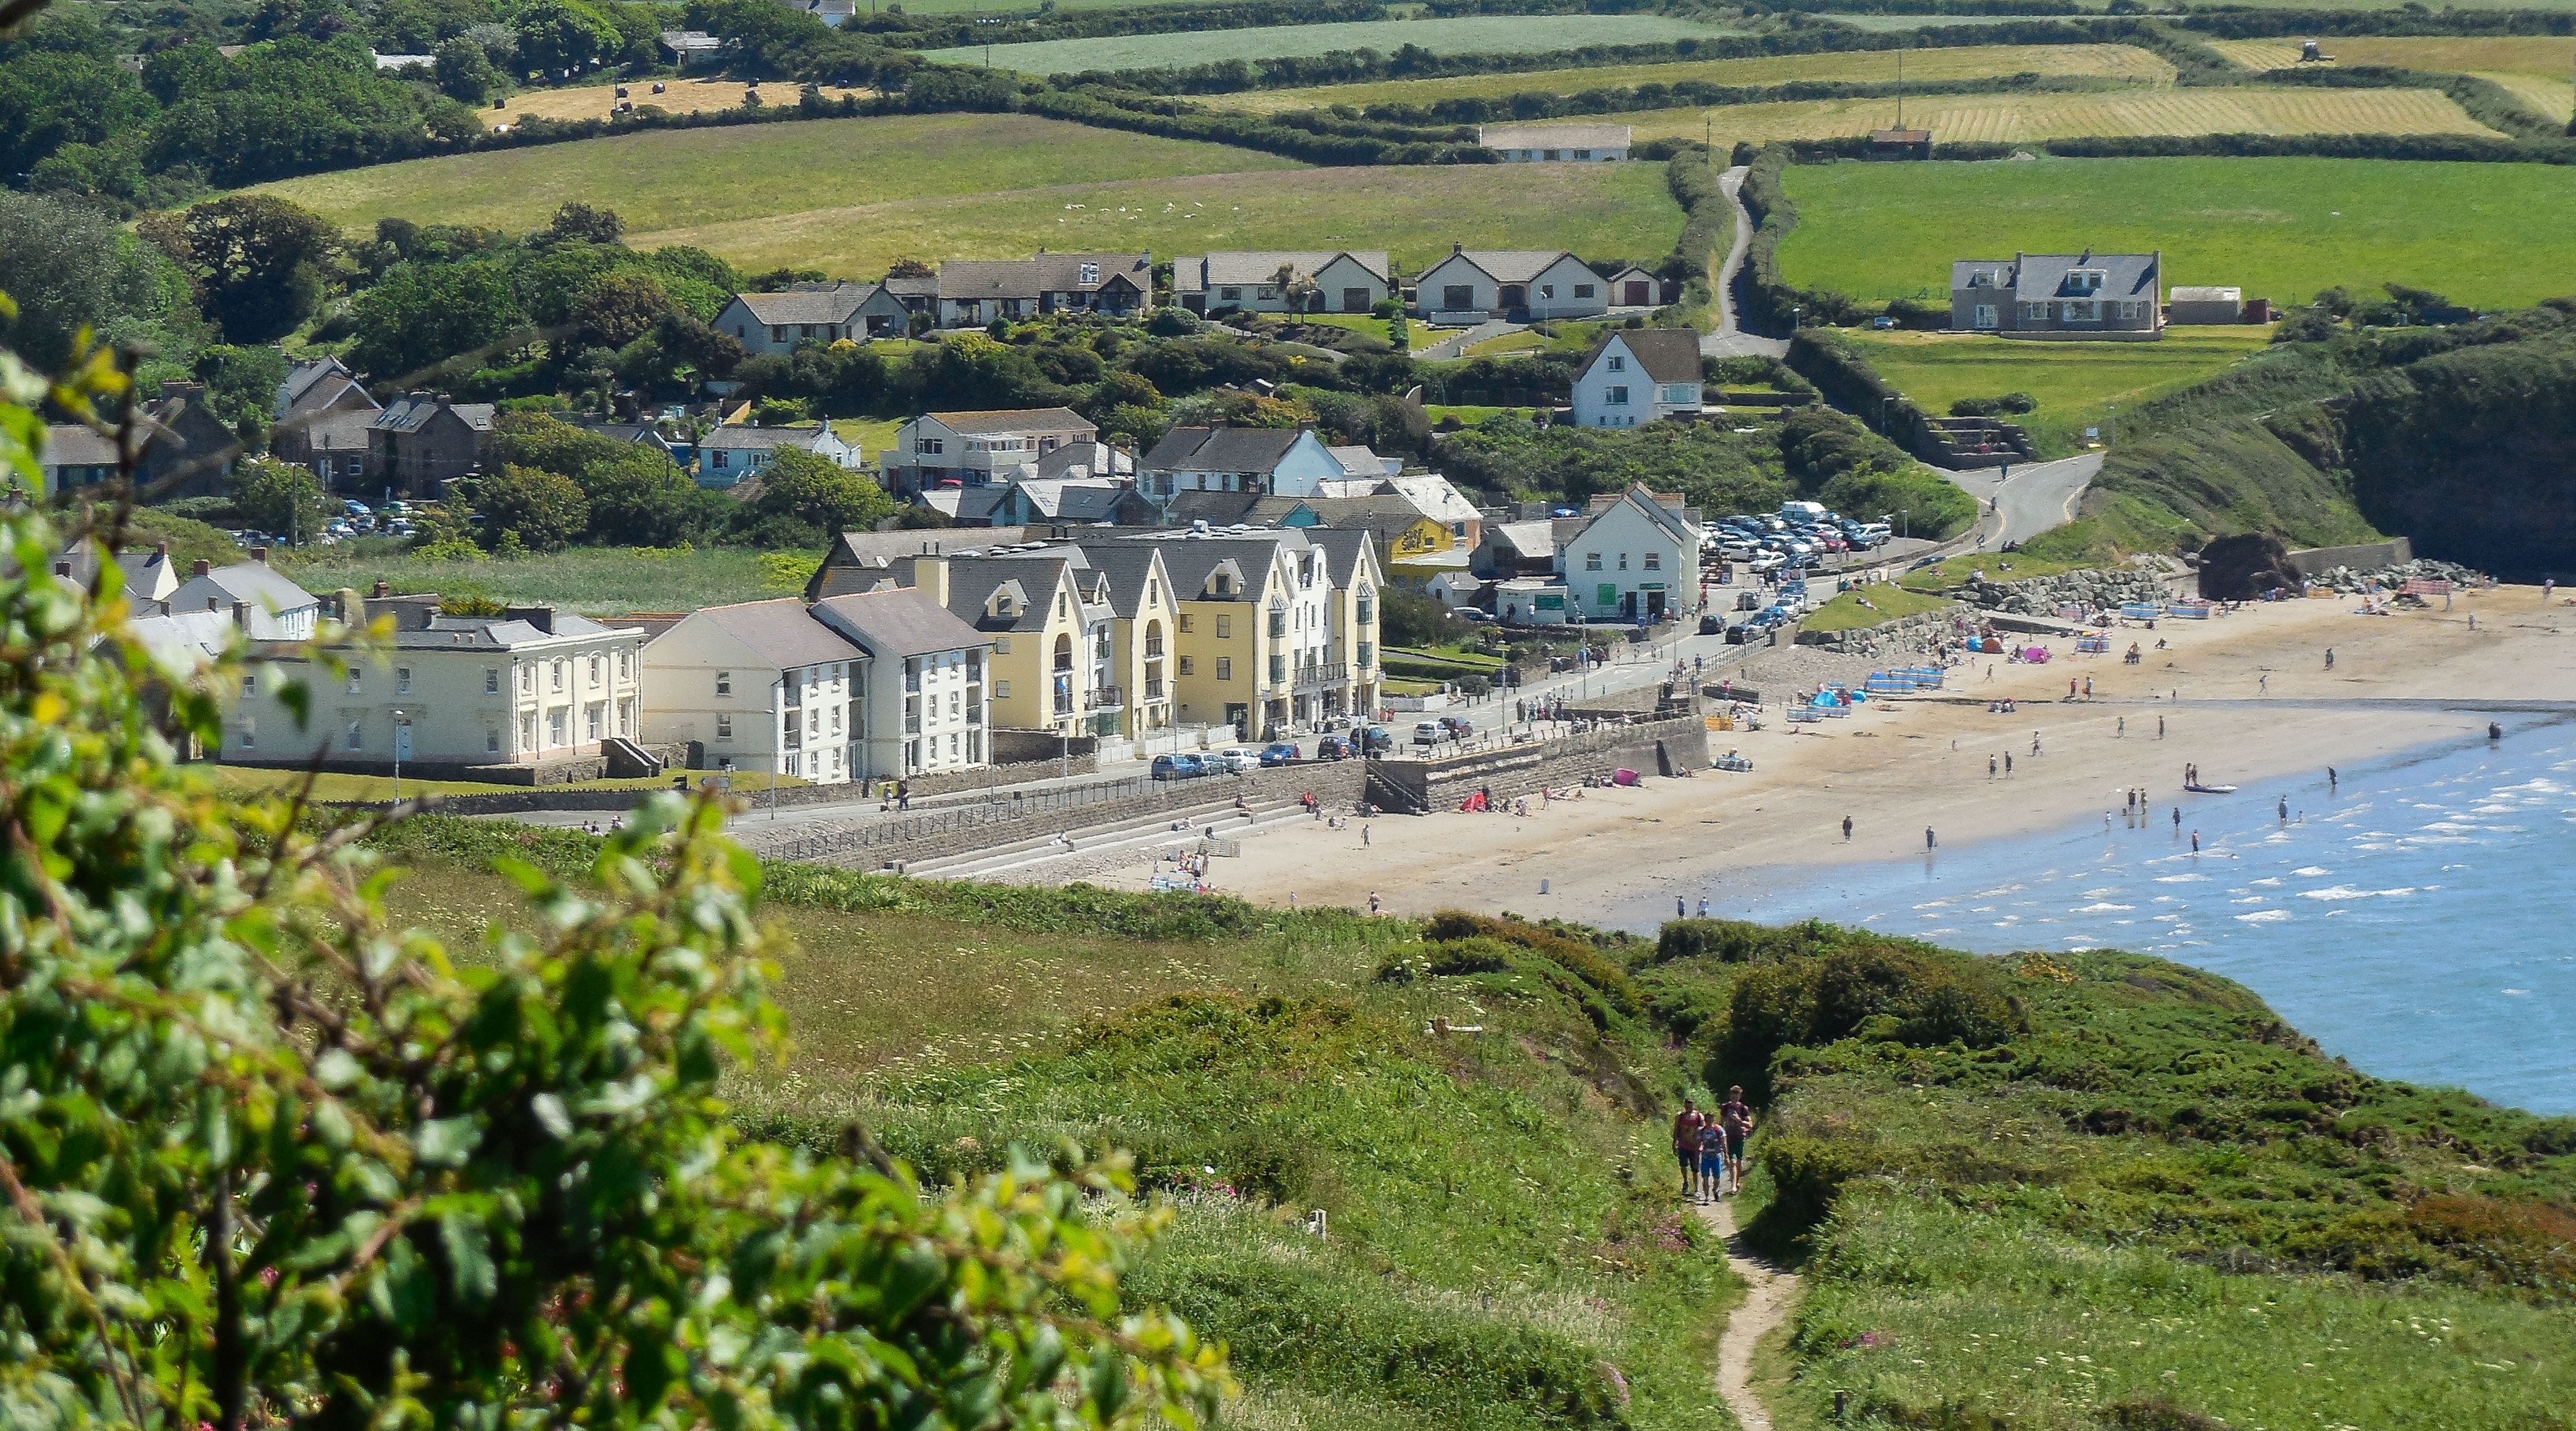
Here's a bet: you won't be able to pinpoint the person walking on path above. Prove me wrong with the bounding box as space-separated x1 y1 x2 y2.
1673 1100 1709 1200
1719 1087 1755 1196
2117 715 2125 737
1679 896 1688 919
1698 898 1711 918
1842 815 1854 841
2032 731 2042 756
1697 1118 1727 1206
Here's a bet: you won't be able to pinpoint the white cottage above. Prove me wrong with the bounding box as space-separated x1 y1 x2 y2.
1413 246 1607 322
1571 329 1705 429
1555 485 1699 624
1175 251 1393 315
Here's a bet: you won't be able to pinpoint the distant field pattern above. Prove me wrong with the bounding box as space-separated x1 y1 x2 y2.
918 15 1738 74
627 160 1685 279
1775 156 2576 310
2210 35 2576 121
254 113 1304 236
480 78 870 128
1226 42 2176 113
1618 85 2496 145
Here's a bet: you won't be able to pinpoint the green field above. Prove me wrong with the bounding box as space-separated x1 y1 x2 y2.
630 159 1685 280
274 543 799 615
1622 84 2492 146
1845 328 2276 457
921 14 1737 76
1226 42 2176 113
2212 35 2576 121
1779 156 2576 312
254 113 1304 239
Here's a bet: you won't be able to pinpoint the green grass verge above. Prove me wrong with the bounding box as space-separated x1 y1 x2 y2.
627 159 1685 280
1777 155 2576 313
1841 327 2278 458
1797 581 1957 633
827 415 906 463
253 112 1304 241
1897 547 2104 592
275 543 804 615
922 15 1738 76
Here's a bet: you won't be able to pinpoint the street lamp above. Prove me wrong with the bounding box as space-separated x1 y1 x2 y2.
390 708 404 804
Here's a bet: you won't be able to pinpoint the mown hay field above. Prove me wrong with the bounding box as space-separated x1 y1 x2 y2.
1842 328 2279 455
918 14 1738 76
624 159 1685 280
1221 42 2176 114
477 77 869 128
2211 35 2576 121
1625 84 2496 145
1776 155 2576 310
254 112 1303 238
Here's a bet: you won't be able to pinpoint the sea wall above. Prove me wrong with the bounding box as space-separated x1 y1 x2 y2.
2285 537 2413 578
1366 716 1711 813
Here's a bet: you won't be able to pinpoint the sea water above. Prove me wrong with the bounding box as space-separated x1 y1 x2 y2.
1724 727 2576 1116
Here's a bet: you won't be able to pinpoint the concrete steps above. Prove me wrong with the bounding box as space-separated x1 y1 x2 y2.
904 793 1303 880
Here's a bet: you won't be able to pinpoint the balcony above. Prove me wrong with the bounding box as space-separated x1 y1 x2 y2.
1144 678 1165 701
1087 684 1124 711
1292 662 1348 693
1144 640 1165 659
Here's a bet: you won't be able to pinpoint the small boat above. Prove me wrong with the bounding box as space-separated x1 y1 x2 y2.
2183 782 2238 794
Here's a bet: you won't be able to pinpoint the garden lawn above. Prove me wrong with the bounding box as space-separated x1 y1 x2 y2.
1223 42 2176 113
828 416 906 463
251 113 1303 238
1622 84 2492 146
630 160 1684 279
1779 155 2576 311
274 543 803 615
478 77 856 127
919 15 1739 76
1844 327 2276 458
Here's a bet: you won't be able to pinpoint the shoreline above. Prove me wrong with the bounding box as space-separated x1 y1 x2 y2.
1053 581 2576 926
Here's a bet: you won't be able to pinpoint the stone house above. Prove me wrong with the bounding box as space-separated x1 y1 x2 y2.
369 392 496 498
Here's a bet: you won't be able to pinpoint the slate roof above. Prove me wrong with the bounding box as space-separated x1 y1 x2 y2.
1192 251 1392 289
1141 426 1303 475
1326 444 1397 478
1590 328 1704 385
125 609 236 677
1477 123 1632 150
1073 544 1172 621
1440 250 1581 284
280 357 377 417
937 254 1148 300
924 407 1095 437
1953 253 2159 302
41 424 117 468
1161 490 1267 526
1033 440 1132 480
372 394 494 435
700 425 831 454
732 282 881 326
811 586 989 660
386 610 630 650
882 275 939 299
939 555 1076 633
1298 526 1380 587
682 597 865 669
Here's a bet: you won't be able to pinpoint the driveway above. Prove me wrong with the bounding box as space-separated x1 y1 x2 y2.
1414 318 1524 363
1701 166 1788 362
1938 452 2106 551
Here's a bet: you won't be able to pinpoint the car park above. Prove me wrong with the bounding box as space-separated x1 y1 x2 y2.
1361 726 1396 755
1260 741 1300 767
1747 553 1785 573
1151 754 1205 780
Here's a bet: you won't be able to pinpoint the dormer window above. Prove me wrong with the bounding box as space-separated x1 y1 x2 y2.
1079 262 1100 285
2068 269 2105 293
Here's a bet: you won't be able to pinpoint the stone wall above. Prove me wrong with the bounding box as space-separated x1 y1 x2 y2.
1366 716 1710 813
992 729 1102 766
2284 538 2413 579
1795 604 1970 654
1961 566 2175 616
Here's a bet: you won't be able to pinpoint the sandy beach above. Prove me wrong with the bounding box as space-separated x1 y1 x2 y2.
1076 583 2576 925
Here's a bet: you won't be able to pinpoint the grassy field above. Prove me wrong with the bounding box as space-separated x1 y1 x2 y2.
482 77 869 127
274 543 799 615
1776 155 2576 311
1224 42 2176 114
1799 580 1957 633
921 14 1738 76
1623 84 2494 145
1845 328 2277 457
253 113 1304 239
629 160 1686 279
2211 36 2576 121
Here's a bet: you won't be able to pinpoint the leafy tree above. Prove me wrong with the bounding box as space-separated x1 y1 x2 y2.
142 35 477 188
513 0 622 75
432 35 504 101
0 11 159 184
349 260 526 379
1082 369 1163 421
615 311 744 394
584 447 732 546
542 200 625 246
246 0 359 41
0 191 202 372
735 445 894 541
0 328 1228 1430
886 255 935 279
473 460 591 550
231 453 331 541
574 271 680 350
138 194 341 344
192 343 292 434
1379 585 1450 647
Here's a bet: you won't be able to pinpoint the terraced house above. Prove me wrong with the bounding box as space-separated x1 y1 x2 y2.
1951 249 2164 340
1173 250 1393 315
1136 529 1367 740
639 598 867 785
909 553 1118 740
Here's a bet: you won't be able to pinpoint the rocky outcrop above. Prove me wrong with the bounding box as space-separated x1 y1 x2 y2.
2300 556 2487 594
1799 605 1973 656
1960 566 2172 616
2198 533 2299 601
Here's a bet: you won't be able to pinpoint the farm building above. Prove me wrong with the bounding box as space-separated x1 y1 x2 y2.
1174 252 1393 315
2167 286 2246 325
1414 246 1608 323
1950 250 2164 340
1870 127 1932 160
1477 123 1632 162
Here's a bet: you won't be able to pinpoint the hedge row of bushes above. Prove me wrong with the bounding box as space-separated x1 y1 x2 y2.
881 0 1391 52
2251 64 2576 148
1324 70 2118 128
2178 6 2576 40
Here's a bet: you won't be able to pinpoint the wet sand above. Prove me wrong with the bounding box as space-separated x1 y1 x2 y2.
1088 584 2576 924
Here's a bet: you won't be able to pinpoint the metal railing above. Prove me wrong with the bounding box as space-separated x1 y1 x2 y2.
1087 685 1123 709
1292 662 1348 692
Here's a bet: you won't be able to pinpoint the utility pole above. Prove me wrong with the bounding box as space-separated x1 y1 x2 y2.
1896 47 1905 131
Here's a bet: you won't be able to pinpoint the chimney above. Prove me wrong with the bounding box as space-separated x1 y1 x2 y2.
504 604 556 634
372 579 391 598
336 587 365 626
1453 242 1464 255
250 546 269 565
192 558 211 578
231 600 251 631
153 541 168 564
912 554 950 607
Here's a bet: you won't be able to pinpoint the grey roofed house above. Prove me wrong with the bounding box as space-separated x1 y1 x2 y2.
1591 327 1704 383
1071 543 1172 621
1116 529 1308 603
810 586 990 661
1033 440 1132 482
935 406 1095 437
1198 251 1391 287
1448 250 1583 284
920 485 1011 526
125 608 236 679
372 392 495 436
1474 518 1558 577
1298 524 1380 584
1140 426 1302 476
931 555 1081 633
277 356 378 419
167 558 322 641
1325 444 1399 479
729 283 879 327
2011 250 2158 304
699 425 830 454
937 254 1149 302
1160 489 1266 527
1952 249 2162 337
682 597 867 669
804 527 1040 600
881 274 939 309
380 605 633 650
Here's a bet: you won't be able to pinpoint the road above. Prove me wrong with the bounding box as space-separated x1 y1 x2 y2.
1701 166 1789 362
1937 452 2105 552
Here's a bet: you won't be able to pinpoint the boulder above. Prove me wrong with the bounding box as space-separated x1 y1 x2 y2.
2198 533 2298 601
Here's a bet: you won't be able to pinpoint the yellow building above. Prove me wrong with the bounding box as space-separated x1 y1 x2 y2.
906 553 1115 738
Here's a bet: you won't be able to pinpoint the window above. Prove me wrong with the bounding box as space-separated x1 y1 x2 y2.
1215 615 1231 639
1539 285 1555 300
520 712 536 749
1973 304 1999 330
712 450 730 470
588 656 602 686
1057 593 1066 618
1619 553 1630 571
1664 384 1695 404
548 709 566 746
1178 657 1195 676
396 666 410 694
1607 385 1629 406
1574 284 1595 299
520 665 533 694
1267 608 1286 639
346 671 362 695
486 726 500 754
617 651 630 681
2066 299 2097 322
1178 614 1194 633
238 720 254 749
1573 150 1591 161
995 636 1011 654
1644 552 1661 571
716 670 732 696
915 437 944 455
1079 262 1099 285
1586 552 1603 571
2022 302 2047 322
587 704 603 740
242 672 256 696
1607 354 1625 372
1256 285 1277 300
996 680 1011 698
346 719 363 751
1356 593 1373 624
1215 657 1232 681
484 667 500 694
1441 284 1475 310
1269 655 1286 684
551 660 565 693
1542 149 1560 161
770 326 787 343
1146 578 1158 604
1220 286 1241 301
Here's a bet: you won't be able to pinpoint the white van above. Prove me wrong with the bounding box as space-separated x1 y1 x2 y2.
1779 500 1828 522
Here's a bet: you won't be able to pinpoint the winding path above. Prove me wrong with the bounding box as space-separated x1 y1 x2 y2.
1701 165 1789 363
1696 1196 1801 1431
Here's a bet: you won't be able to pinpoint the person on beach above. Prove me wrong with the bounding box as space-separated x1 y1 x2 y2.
1368 891 1382 915
2032 731 2042 756
1925 826 1937 850
2005 752 2014 776
1673 1100 1708 1199
2117 716 2125 737
1362 824 1372 847
2324 648 2336 671
2173 806 2182 833
1719 1087 1755 1195
2191 830 2201 853
2158 715 2166 739
2329 767 2338 792
1698 898 1711 918
2280 796 2291 823
1989 754 1999 779
2259 675 2269 695
1843 815 1854 841
1678 896 1687 919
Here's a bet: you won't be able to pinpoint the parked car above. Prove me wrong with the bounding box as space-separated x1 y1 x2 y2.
1210 745 1263 773
1316 734 1353 760
1260 741 1300 767
1438 714 1474 740
1699 614 1725 635
1412 720 1444 747
1747 553 1785 574
1151 754 1205 780
1454 608 1490 623
1360 726 1396 755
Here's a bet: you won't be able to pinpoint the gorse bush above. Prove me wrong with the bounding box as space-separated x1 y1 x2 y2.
1713 943 2026 1094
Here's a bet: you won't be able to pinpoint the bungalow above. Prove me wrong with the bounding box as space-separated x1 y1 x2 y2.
936 253 1152 328
694 424 859 489
1571 328 1705 429
714 282 912 354
1476 123 1631 162
1174 251 1393 315
1413 246 1607 323
1138 426 1343 503
1951 250 2163 340
886 408 1099 496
